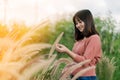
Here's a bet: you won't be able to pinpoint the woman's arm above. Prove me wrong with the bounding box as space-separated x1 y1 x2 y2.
55 44 85 61
55 35 102 63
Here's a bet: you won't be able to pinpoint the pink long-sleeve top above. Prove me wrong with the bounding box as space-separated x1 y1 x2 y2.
72 34 102 76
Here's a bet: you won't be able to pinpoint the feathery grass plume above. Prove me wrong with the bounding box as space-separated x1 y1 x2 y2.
51 58 73 75
48 32 64 58
54 58 73 65
18 51 39 62
2 43 51 63
71 66 95 80
19 54 56 74
10 43 51 62
2 27 50 62
38 54 57 80
96 55 116 80
19 54 56 80
15 19 50 48
60 59 91 80
19 56 42 74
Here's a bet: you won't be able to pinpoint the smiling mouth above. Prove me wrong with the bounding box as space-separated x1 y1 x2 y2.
78 27 83 30
78 27 84 31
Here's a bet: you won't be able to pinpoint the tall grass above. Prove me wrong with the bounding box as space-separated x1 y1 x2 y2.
96 55 116 80
0 19 53 80
30 32 64 80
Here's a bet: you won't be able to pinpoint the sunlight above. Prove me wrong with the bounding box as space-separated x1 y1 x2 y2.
0 0 75 26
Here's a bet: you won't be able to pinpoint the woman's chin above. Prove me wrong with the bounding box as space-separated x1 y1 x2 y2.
80 30 83 32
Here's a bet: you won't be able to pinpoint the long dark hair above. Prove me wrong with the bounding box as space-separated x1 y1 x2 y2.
73 9 99 41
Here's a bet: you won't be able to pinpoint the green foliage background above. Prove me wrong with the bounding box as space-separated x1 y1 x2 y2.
47 17 120 80
0 15 120 80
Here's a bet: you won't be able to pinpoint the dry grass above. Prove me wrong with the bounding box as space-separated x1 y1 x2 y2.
0 21 65 80
51 58 73 76
48 58 94 80
18 54 57 80
59 59 91 80
0 19 54 80
48 32 64 58
30 32 65 80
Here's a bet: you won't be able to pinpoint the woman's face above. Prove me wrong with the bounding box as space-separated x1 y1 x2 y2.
75 18 85 32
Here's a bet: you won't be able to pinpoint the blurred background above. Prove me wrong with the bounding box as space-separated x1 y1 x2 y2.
0 0 120 27
0 0 120 80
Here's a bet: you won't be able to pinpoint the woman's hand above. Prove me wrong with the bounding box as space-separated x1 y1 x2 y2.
55 44 68 53
55 44 77 60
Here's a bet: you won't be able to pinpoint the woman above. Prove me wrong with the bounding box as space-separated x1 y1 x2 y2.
55 9 102 80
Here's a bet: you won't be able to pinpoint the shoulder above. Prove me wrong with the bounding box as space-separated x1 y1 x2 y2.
86 34 101 44
89 34 100 40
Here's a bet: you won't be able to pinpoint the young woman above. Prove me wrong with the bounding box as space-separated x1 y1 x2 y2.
55 9 102 80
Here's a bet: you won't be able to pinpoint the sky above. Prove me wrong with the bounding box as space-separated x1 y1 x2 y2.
0 0 120 27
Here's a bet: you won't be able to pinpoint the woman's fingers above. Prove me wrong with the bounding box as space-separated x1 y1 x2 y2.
55 44 64 52
56 44 63 48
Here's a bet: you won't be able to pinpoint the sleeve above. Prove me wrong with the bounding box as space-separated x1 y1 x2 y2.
73 35 102 63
